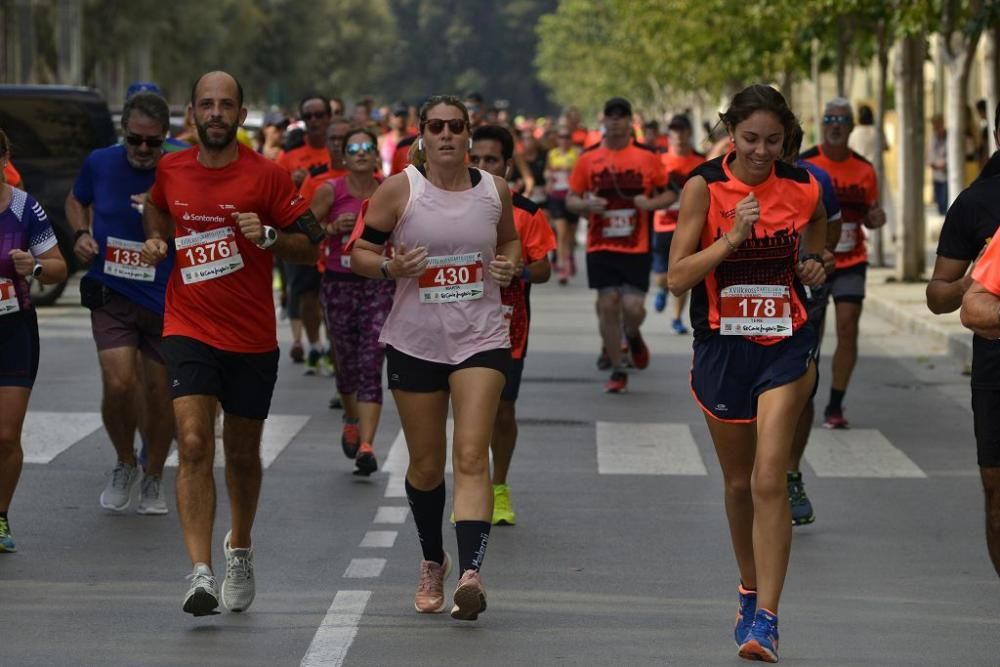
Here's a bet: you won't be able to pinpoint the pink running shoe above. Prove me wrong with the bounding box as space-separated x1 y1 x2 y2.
414 552 451 613
450 569 487 621
823 408 849 429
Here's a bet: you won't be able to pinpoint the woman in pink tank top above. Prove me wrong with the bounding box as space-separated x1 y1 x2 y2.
351 96 520 621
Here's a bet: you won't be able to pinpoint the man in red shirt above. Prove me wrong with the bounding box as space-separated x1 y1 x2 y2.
141 71 323 617
469 125 556 525
567 97 675 393
801 98 886 428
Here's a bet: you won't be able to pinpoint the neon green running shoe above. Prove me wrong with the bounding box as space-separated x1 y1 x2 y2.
492 484 516 525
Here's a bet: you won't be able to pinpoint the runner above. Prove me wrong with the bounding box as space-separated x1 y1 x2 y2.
469 124 556 525
0 127 69 552
277 94 333 372
310 126 389 476
651 114 705 334
801 98 886 429
667 84 827 662
545 126 581 284
931 138 1000 579
566 97 673 393
66 90 176 515
140 71 323 616
351 95 520 620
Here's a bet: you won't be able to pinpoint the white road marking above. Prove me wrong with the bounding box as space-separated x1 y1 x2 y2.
165 414 309 469
804 428 927 478
360 531 398 548
343 558 386 578
374 506 409 524
299 590 371 667
22 411 104 463
596 421 709 475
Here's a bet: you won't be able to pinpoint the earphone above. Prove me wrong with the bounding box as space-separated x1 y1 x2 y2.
417 137 424 151
467 137 473 150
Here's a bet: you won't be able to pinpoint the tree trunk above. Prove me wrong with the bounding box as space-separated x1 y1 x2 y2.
812 38 823 146
781 67 794 110
55 0 83 86
835 16 851 97
871 19 890 267
894 35 927 282
943 27 983 206
984 26 1000 154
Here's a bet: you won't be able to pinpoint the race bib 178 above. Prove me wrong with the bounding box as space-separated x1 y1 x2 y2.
719 284 792 337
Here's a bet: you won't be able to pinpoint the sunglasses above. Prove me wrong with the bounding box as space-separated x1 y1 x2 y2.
301 111 330 121
125 134 164 148
823 114 852 126
345 142 376 156
422 118 468 135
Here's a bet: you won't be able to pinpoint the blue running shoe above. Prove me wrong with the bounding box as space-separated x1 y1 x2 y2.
738 608 779 663
734 584 757 645
671 318 689 335
654 289 667 313
0 517 16 553
787 471 815 526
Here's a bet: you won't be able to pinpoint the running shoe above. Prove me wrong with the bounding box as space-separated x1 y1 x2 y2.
492 484 516 525
304 348 321 376
569 254 577 277
596 347 611 370
450 569 487 621
290 341 304 363
738 608 779 663
605 371 628 393
734 584 757 645
318 351 334 377
414 552 452 613
221 531 255 612
341 419 360 459
137 473 168 515
557 263 569 285
183 563 220 616
787 471 815 526
627 333 650 370
671 318 689 335
329 395 343 410
654 289 667 313
823 407 849 429
0 517 15 553
354 443 378 476
100 461 139 512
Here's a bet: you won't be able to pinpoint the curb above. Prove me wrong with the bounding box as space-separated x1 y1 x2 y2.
864 289 973 366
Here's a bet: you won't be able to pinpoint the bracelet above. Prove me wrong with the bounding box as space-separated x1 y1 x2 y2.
801 253 823 265
380 258 392 279
74 228 91 241
722 232 740 252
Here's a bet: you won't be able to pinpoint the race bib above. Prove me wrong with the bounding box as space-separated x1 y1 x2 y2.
339 234 351 269
719 284 792 337
418 252 484 303
104 236 155 282
501 303 514 319
175 227 244 285
602 208 636 238
0 277 19 316
835 222 859 253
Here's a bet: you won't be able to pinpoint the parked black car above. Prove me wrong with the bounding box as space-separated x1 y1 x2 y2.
0 85 116 305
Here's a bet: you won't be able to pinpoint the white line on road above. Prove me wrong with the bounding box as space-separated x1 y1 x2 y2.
343 558 386 578
360 530 398 548
299 590 371 667
22 412 104 463
374 506 409 524
804 428 927 478
165 414 309 469
596 421 709 475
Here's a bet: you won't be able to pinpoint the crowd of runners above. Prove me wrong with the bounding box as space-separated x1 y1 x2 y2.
1 69 999 663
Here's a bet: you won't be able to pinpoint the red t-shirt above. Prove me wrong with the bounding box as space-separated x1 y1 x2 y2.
568 141 668 254
276 144 333 190
4 162 22 188
653 150 706 233
149 144 310 353
501 194 557 360
800 145 878 269
391 136 417 175
972 228 1000 294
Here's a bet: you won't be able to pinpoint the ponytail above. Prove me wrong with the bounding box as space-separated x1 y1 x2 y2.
408 137 427 168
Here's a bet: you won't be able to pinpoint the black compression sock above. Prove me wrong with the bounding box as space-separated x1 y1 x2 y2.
0 511 7 520
405 479 445 565
455 520 491 573
827 388 845 413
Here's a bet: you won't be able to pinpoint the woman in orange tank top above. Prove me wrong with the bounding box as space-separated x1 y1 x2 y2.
667 85 827 663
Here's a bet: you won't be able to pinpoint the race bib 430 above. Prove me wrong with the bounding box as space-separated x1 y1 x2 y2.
0 277 19 315
719 284 792 337
175 227 245 285
104 236 156 282
418 252 484 303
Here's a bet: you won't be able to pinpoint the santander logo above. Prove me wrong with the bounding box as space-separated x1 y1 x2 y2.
182 211 226 223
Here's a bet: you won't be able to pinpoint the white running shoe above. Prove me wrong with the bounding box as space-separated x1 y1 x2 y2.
99 461 139 512
222 530 255 612
183 563 220 616
136 473 168 515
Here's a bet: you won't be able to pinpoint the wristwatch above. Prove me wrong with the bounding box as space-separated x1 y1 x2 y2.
257 225 278 249
32 262 43 279
801 253 824 266
74 228 91 242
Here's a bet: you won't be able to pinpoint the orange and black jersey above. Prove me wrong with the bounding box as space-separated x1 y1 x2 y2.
501 193 556 360
690 153 820 346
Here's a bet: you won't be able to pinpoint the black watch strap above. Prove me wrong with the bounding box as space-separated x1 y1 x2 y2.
801 253 824 265
74 228 92 241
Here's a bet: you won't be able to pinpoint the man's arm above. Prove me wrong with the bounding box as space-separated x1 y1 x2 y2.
66 191 99 262
927 256 975 314
143 198 174 240
961 280 1000 338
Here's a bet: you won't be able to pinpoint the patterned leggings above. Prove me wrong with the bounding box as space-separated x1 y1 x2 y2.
320 276 395 404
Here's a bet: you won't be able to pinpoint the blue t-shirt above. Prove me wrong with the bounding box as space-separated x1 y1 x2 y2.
73 144 173 313
798 159 841 222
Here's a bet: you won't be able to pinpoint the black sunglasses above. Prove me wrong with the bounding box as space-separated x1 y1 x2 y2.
125 134 164 148
422 119 468 135
301 111 330 121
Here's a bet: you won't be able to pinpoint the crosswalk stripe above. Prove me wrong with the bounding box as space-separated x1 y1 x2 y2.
22 411 104 463
596 421 708 475
299 590 371 667
343 558 386 578
164 414 309 469
803 428 927 478
373 506 409 524
360 530 397 548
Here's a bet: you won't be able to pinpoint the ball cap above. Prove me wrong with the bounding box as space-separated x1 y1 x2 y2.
125 81 162 101
667 114 692 131
603 97 633 117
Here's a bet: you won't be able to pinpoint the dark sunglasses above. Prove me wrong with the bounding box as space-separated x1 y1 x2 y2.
422 118 468 135
345 142 376 156
301 111 330 121
125 134 164 148
823 114 852 126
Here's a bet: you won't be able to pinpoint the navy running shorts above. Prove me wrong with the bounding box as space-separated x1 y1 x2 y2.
0 309 40 388
651 231 673 274
500 358 525 402
690 324 817 422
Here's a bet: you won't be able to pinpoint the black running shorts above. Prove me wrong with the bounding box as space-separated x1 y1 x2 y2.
586 251 652 293
972 387 1000 468
386 345 509 393
0 309 40 388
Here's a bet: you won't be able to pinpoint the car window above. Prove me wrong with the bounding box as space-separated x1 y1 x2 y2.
0 97 99 160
